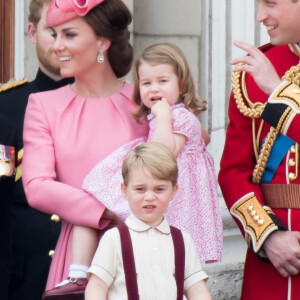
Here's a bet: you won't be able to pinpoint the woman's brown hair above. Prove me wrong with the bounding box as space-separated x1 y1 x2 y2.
84 0 133 78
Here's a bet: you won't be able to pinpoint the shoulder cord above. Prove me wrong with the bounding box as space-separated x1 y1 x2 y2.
0 78 28 93
232 64 300 185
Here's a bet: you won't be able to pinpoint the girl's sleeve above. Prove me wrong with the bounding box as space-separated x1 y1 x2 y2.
171 108 200 139
22 93 106 229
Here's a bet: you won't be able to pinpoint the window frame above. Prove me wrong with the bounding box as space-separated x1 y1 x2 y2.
0 0 15 83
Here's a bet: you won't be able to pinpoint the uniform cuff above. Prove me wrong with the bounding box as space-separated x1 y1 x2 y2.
230 192 278 252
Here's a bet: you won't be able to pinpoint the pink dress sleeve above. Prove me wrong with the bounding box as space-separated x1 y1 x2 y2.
22 93 106 229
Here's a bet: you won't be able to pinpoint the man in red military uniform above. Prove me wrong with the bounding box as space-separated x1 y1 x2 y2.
219 0 300 299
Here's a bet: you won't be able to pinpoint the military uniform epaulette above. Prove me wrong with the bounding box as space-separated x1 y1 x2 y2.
0 79 27 179
0 78 28 93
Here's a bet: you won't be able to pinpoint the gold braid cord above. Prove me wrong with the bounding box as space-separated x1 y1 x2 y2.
232 64 300 185
0 78 28 93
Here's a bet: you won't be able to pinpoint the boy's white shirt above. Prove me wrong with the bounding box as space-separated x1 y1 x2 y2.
88 214 208 300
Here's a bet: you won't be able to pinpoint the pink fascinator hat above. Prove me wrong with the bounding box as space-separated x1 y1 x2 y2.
47 0 105 27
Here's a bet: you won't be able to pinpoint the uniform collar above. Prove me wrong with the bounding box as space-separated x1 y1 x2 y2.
125 214 171 235
34 69 74 92
288 43 300 58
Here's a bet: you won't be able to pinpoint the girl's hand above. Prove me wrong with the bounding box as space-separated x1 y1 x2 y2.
231 41 281 95
151 97 173 118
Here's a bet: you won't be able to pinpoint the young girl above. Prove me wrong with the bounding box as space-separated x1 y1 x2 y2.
44 43 222 299
83 42 223 262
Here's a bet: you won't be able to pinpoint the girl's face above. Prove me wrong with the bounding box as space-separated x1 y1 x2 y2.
51 17 102 78
138 62 181 110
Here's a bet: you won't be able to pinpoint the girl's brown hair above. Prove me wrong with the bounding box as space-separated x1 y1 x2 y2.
133 43 207 121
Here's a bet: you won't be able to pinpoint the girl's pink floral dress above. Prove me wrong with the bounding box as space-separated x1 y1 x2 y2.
83 103 223 262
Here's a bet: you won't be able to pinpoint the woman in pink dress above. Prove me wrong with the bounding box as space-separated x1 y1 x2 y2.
63 44 221 289
22 0 148 299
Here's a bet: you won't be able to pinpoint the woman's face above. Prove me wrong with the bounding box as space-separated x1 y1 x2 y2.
51 17 101 78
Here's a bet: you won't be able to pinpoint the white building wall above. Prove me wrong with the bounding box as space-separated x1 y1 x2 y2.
16 1 270 298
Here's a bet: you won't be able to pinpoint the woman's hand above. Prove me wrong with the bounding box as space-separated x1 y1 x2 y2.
231 41 281 95
101 208 123 226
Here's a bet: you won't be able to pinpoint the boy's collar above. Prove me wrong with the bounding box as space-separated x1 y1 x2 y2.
125 213 170 235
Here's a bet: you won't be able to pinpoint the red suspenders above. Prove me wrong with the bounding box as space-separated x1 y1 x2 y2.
117 223 185 300
117 224 139 300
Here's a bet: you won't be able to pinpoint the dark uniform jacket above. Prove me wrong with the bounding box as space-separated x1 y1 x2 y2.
0 70 73 300
0 114 16 300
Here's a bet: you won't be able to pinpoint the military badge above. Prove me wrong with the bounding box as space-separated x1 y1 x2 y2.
0 144 15 176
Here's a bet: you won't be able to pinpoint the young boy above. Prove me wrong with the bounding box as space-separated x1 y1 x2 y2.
85 142 211 300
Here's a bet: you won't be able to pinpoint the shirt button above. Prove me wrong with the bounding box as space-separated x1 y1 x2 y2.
290 145 296 153
289 173 297 181
289 158 296 167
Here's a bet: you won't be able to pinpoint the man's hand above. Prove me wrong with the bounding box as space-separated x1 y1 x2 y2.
263 230 300 277
231 41 281 95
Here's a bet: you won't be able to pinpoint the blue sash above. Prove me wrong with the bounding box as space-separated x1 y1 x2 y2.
261 134 295 183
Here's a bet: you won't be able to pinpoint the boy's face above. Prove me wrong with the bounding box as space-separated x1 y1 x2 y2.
121 166 178 228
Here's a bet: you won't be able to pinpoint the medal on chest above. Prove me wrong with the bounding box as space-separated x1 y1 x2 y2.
0 145 15 177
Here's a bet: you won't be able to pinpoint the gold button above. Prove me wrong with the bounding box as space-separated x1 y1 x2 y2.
291 145 296 153
50 214 61 223
289 158 296 167
289 173 297 181
292 88 300 94
48 250 55 258
258 219 264 225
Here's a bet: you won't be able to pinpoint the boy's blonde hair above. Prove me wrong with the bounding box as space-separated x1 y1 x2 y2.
122 142 178 187
133 43 207 121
